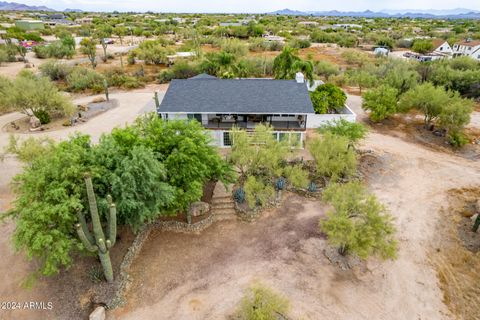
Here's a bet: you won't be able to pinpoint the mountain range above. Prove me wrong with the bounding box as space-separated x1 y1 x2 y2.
270 8 480 19
0 1 53 11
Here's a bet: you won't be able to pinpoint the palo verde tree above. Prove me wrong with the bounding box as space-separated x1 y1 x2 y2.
0 71 74 124
308 132 357 182
80 37 97 69
318 118 368 145
320 181 398 259
94 24 113 62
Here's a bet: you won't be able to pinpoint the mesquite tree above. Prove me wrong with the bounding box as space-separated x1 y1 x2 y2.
76 175 117 283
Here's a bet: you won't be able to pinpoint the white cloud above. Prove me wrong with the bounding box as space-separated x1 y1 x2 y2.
16 0 480 12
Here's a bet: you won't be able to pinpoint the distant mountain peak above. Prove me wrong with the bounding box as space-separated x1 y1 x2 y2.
269 8 480 19
0 1 55 11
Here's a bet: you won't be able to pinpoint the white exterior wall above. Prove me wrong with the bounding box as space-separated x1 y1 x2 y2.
306 105 357 128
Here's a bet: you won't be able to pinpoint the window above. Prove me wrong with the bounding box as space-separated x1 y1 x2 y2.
290 133 302 148
187 113 202 122
223 132 232 146
279 132 288 142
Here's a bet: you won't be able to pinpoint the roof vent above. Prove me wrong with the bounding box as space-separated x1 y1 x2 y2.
295 72 305 84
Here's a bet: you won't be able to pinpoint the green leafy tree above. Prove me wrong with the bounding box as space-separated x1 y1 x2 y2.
309 83 347 114
362 85 399 122
272 46 313 84
398 82 448 127
94 24 113 62
0 71 74 122
320 182 398 259
314 60 340 81
412 39 433 54
235 283 290 320
80 37 97 69
308 133 357 182
229 124 292 177
113 26 127 45
347 69 377 94
111 116 235 212
318 118 368 144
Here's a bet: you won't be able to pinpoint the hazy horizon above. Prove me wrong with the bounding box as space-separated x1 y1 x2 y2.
6 0 480 13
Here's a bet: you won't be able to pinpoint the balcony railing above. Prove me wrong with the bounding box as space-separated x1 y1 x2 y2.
205 119 305 130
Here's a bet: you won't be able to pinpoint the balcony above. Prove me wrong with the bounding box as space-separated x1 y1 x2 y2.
204 114 306 131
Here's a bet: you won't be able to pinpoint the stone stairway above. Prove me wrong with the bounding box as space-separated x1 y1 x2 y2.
211 182 236 220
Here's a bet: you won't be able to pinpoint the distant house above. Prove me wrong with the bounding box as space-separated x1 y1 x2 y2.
431 39 453 56
452 40 480 61
374 47 389 56
15 20 44 31
219 22 242 27
157 73 355 148
298 21 319 27
76 17 94 24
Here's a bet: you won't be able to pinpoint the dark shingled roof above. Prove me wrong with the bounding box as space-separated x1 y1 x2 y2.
159 77 315 114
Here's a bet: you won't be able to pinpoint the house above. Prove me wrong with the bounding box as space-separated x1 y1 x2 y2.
452 40 480 61
14 20 44 31
157 73 355 148
298 21 319 27
431 39 453 56
374 47 389 56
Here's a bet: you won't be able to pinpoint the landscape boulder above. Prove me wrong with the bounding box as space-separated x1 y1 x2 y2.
188 201 210 217
29 116 41 129
89 306 105 320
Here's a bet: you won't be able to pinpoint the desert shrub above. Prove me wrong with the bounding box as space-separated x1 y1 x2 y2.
248 38 284 52
244 175 274 209
158 61 200 83
33 41 75 59
39 60 73 81
103 68 144 89
362 85 399 122
289 37 311 49
220 38 248 56
66 67 104 92
412 39 433 54
318 118 368 143
446 131 469 148
283 165 309 189
314 60 340 80
33 109 51 124
320 182 398 260
134 40 174 65
308 133 357 182
234 283 290 320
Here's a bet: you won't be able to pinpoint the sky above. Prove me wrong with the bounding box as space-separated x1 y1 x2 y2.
15 0 480 13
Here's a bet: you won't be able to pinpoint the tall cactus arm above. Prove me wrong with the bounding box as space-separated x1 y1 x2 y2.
76 223 98 252
76 209 94 244
97 238 108 254
85 175 107 244
108 202 117 247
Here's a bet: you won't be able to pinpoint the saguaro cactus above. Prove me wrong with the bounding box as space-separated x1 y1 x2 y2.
103 79 109 101
76 175 117 283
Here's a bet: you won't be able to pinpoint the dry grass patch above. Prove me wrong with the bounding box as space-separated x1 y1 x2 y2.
432 188 480 320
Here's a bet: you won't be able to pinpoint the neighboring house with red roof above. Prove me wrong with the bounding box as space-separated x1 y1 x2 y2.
452 40 480 61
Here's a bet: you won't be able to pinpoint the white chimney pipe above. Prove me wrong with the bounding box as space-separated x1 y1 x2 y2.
295 72 305 84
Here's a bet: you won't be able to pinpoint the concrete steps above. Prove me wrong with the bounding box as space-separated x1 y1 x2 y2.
211 182 236 220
